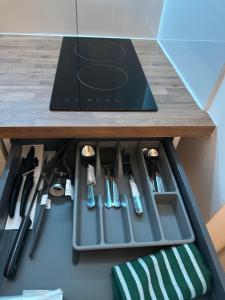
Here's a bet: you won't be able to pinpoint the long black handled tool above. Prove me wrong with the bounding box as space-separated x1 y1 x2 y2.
8 146 38 218
29 170 55 258
4 157 46 278
20 171 34 217
8 173 23 218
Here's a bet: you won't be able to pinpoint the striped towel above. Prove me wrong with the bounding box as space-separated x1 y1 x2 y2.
112 244 211 300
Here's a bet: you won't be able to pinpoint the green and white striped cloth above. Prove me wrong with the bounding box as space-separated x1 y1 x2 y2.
112 244 211 300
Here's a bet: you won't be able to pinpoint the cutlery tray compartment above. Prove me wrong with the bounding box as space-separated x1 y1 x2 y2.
155 194 192 241
73 140 194 251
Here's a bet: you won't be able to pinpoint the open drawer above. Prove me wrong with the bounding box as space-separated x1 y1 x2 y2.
0 139 224 299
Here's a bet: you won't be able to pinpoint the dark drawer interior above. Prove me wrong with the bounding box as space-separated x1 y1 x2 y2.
0 139 224 299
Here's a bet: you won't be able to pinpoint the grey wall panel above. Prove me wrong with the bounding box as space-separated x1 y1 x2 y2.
77 0 164 39
0 0 77 35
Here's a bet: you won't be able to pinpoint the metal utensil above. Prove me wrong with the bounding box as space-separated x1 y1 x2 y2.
100 148 120 208
143 148 156 191
86 164 96 208
111 170 120 208
81 145 96 208
122 150 143 215
49 171 67 197
143 148 164 192
148 148 164 192
103 167 113 209
81 145 95 162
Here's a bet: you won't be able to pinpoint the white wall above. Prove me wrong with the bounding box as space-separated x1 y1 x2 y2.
0 0 76 35
158 0 225 109
158 0 225 41
159 40 225 108
77 0 165 39
177 77 225 221
0 0 164 39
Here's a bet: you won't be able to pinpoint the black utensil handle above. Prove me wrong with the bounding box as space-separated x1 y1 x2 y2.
29 205 47 258
20 174 34 217
4 215 32 278
9 174 23 218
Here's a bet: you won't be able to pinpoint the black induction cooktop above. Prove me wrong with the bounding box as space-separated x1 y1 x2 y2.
50 37 157 111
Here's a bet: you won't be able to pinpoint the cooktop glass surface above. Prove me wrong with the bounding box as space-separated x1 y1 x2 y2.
50 37 157 111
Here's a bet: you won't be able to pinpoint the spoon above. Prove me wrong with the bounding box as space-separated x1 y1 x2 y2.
81 145 96 162
81 145 96 208
143 148 164 192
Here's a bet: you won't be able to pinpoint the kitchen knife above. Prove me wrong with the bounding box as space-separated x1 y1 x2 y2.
129 176 144 215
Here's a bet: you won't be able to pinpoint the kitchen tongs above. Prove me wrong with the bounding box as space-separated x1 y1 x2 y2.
29 142 74 257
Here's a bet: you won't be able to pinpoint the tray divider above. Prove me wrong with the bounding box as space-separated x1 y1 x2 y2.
122 193 135 242
117 142 134 243
96 143 105 245
156 143 176 192
138 143 164 240
97 194 105 246
73 144 81 247
117 142 123 179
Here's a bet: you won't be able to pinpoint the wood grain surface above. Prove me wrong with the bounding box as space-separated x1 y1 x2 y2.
0 36 214 138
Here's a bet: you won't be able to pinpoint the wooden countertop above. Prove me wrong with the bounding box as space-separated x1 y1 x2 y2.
0 35 214 139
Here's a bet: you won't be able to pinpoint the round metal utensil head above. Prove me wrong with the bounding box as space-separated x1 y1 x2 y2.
142 147 149 155
81 145 95 158
148 148 159 158
49 183 65 197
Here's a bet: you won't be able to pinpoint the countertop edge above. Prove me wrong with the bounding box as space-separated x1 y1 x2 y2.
0 125 215 139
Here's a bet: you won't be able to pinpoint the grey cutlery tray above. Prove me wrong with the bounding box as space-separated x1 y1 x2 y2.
73 140 195 251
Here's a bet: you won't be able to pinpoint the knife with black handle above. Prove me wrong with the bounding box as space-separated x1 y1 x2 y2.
29 196 48 258
8 173 23 218
4 215 32 278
